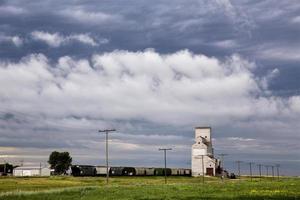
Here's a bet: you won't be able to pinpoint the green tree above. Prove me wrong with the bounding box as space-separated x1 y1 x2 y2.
48 151 72 175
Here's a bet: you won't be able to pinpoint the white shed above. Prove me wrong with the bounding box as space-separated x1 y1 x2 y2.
13 166 51 177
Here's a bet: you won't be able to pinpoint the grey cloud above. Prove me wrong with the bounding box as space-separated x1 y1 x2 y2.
0 34 23 47
0 5 26 15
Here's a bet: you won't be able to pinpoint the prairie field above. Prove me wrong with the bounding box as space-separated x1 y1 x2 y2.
0 176 299 200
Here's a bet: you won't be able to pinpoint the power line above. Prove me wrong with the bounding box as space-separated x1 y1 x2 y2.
99 129 116 185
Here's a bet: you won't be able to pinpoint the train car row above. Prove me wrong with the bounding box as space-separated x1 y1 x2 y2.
71 165 191 176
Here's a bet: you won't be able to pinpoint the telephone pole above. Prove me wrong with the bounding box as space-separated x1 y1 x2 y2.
265 165 269 177
235 161 243 178
201 155 205 183
275 164 280 180
99 129 116 185
159 148 172 184
218 154 228 171
218 153 228 182
257 164 262 180
39 162 42 176
248 162 254 181
271 165 275 180
3 160 6 175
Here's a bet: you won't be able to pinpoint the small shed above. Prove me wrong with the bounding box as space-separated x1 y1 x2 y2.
13 166 50 177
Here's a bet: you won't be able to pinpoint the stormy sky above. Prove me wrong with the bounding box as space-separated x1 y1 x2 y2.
0 0 300 175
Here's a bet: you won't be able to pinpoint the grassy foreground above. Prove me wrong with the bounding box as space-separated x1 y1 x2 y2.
0 176 299 200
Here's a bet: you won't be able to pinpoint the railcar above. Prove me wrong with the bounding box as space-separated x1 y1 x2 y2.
122 167 136 176
154 168 172 176
135 167 155 176
184 169 191 176
171 168 180 176
109 167 136 176
95 166 110 176
72 165 191 177
109 167 124 176
71 165 96 176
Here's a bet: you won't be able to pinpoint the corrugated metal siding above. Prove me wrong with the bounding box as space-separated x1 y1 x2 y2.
13 168 50 176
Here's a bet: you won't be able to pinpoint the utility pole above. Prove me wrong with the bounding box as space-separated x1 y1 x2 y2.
235 161 243 178
271 165 275 180
159 148 172 184
99 129 116 185
257 164 262 180
201 155 205 184
3 160 6 175
275 164 280 180
265 165 269 177
218 154 228 179
20 159 24 167
248 162 254 181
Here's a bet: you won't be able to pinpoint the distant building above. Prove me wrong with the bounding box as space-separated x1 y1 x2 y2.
191 127 219 176
13 166 50 176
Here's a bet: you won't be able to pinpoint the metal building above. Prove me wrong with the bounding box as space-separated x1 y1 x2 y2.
13 166 51 176
191 127 219 176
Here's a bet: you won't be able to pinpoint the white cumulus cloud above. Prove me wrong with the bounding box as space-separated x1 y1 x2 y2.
0 50 298 126
31 31 104 47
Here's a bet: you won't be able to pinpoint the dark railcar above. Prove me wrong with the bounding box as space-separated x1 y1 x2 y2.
71 165 96 176
154 168 172 176
109 167 124 176
122 167 136 176
110 167 136 176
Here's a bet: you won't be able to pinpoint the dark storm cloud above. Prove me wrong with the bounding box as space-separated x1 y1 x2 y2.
0 0 300 175
0 0 299 61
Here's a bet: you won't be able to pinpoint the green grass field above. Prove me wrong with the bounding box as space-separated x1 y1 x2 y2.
0 176 299 200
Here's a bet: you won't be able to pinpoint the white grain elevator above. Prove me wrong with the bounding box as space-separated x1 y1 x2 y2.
191 127 218 176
